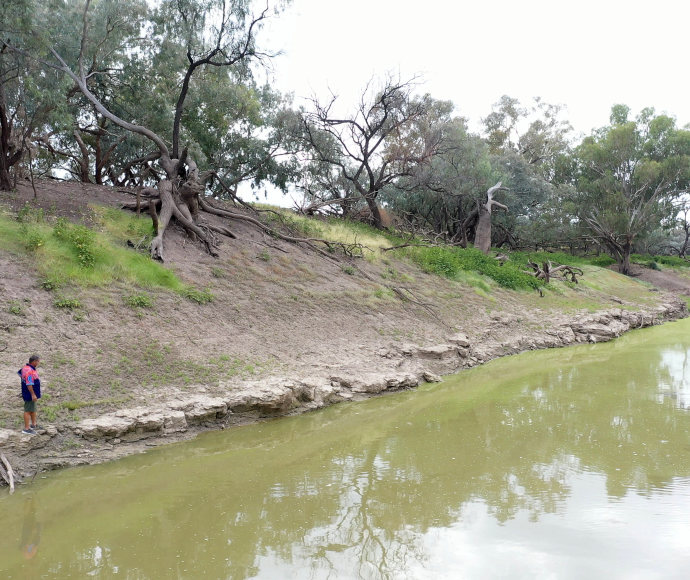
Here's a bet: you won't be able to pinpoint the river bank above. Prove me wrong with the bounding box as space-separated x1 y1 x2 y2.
1 180 689 484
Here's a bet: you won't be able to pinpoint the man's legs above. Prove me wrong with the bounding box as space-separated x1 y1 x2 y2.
30 411 37 428
24 411 31 430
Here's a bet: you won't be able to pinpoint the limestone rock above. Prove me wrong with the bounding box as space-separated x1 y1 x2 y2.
447 333 471 348
416 344 460 360
168 395 228 424
224 381 299 415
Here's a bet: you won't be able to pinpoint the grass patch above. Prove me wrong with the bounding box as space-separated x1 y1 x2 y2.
0 205 217 303
407 246 543 291
182 286 214 304
631 254 690 269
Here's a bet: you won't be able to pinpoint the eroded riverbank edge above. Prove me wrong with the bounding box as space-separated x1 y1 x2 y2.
1 297 686 484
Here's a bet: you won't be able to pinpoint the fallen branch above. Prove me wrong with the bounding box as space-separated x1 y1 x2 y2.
0 453 15 494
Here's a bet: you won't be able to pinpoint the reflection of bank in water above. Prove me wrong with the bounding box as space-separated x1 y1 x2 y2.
20 496 41 560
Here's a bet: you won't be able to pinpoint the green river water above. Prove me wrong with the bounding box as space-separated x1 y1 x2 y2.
3 318 690 579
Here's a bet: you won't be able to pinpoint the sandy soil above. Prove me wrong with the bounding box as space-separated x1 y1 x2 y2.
1 179 689 481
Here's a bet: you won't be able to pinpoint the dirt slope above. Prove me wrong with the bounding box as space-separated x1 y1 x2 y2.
1 179 689 480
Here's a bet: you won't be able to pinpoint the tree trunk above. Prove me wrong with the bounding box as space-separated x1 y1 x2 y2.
474 182 508 254
364 195 384 229
619 241 632 276
475 206 492 253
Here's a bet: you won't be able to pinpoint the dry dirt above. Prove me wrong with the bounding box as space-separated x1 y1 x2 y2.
1 179 689 481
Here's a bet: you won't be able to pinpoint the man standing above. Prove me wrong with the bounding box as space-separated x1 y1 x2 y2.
18 355 42 435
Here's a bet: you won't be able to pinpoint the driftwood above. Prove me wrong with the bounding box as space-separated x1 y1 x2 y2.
0 453 15 494
525 260 584 284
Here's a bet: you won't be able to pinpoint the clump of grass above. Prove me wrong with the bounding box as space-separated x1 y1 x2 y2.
182 286 214 304
7 300 25 316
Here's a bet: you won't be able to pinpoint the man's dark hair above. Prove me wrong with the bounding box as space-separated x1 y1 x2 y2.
29 355 40 364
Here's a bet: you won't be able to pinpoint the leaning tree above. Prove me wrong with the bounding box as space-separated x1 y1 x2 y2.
13 0 294 261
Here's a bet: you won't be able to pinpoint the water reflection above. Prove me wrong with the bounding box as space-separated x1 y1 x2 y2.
2 320 690 578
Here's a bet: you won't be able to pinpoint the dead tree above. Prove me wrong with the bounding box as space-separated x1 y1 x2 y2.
474 181 508 254
525 260 584 284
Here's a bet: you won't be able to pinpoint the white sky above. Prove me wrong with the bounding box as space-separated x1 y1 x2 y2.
262 0 690 137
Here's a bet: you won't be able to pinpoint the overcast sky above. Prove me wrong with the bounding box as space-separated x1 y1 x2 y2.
262 0 690 136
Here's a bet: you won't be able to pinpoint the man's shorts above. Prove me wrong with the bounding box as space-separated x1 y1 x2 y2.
24 400 36 413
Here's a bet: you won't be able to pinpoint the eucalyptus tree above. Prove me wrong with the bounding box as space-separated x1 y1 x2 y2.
0 0 75 190
482 95 577 251
301 77 445 229
573 105 690 274
13 0 292 261
384 116 501 245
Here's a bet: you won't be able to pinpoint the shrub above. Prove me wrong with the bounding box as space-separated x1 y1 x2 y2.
410 246 543 291
124 293 154 309
53 218 96 268
54 297 82 310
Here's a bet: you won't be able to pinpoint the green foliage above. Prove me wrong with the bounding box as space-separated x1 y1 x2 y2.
124 293 154 309
0 209 191 296
587 255 616 267
53 218 96 268
53 296 82 310
7 301 25 316
182 287 214 304
631 254 690 268
409 246 543 290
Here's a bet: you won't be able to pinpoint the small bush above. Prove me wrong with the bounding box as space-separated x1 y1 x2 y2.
124 293 154 309
54 296 82 310
22 227 46 251
17 203 44 224
53 218 96 269
8 301 25 316
40 276 63 291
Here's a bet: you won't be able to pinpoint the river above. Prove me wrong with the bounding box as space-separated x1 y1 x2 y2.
2 318 690 579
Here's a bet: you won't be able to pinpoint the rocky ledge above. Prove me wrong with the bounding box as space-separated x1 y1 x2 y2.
0 299 686 480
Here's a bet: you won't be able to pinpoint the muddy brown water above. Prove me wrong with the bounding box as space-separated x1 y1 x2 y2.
3 319 690 579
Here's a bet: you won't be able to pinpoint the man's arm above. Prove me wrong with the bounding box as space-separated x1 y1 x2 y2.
26 376 37 401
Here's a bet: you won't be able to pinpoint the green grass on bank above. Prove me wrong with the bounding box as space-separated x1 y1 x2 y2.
0 203 207 299
6 200 690 299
